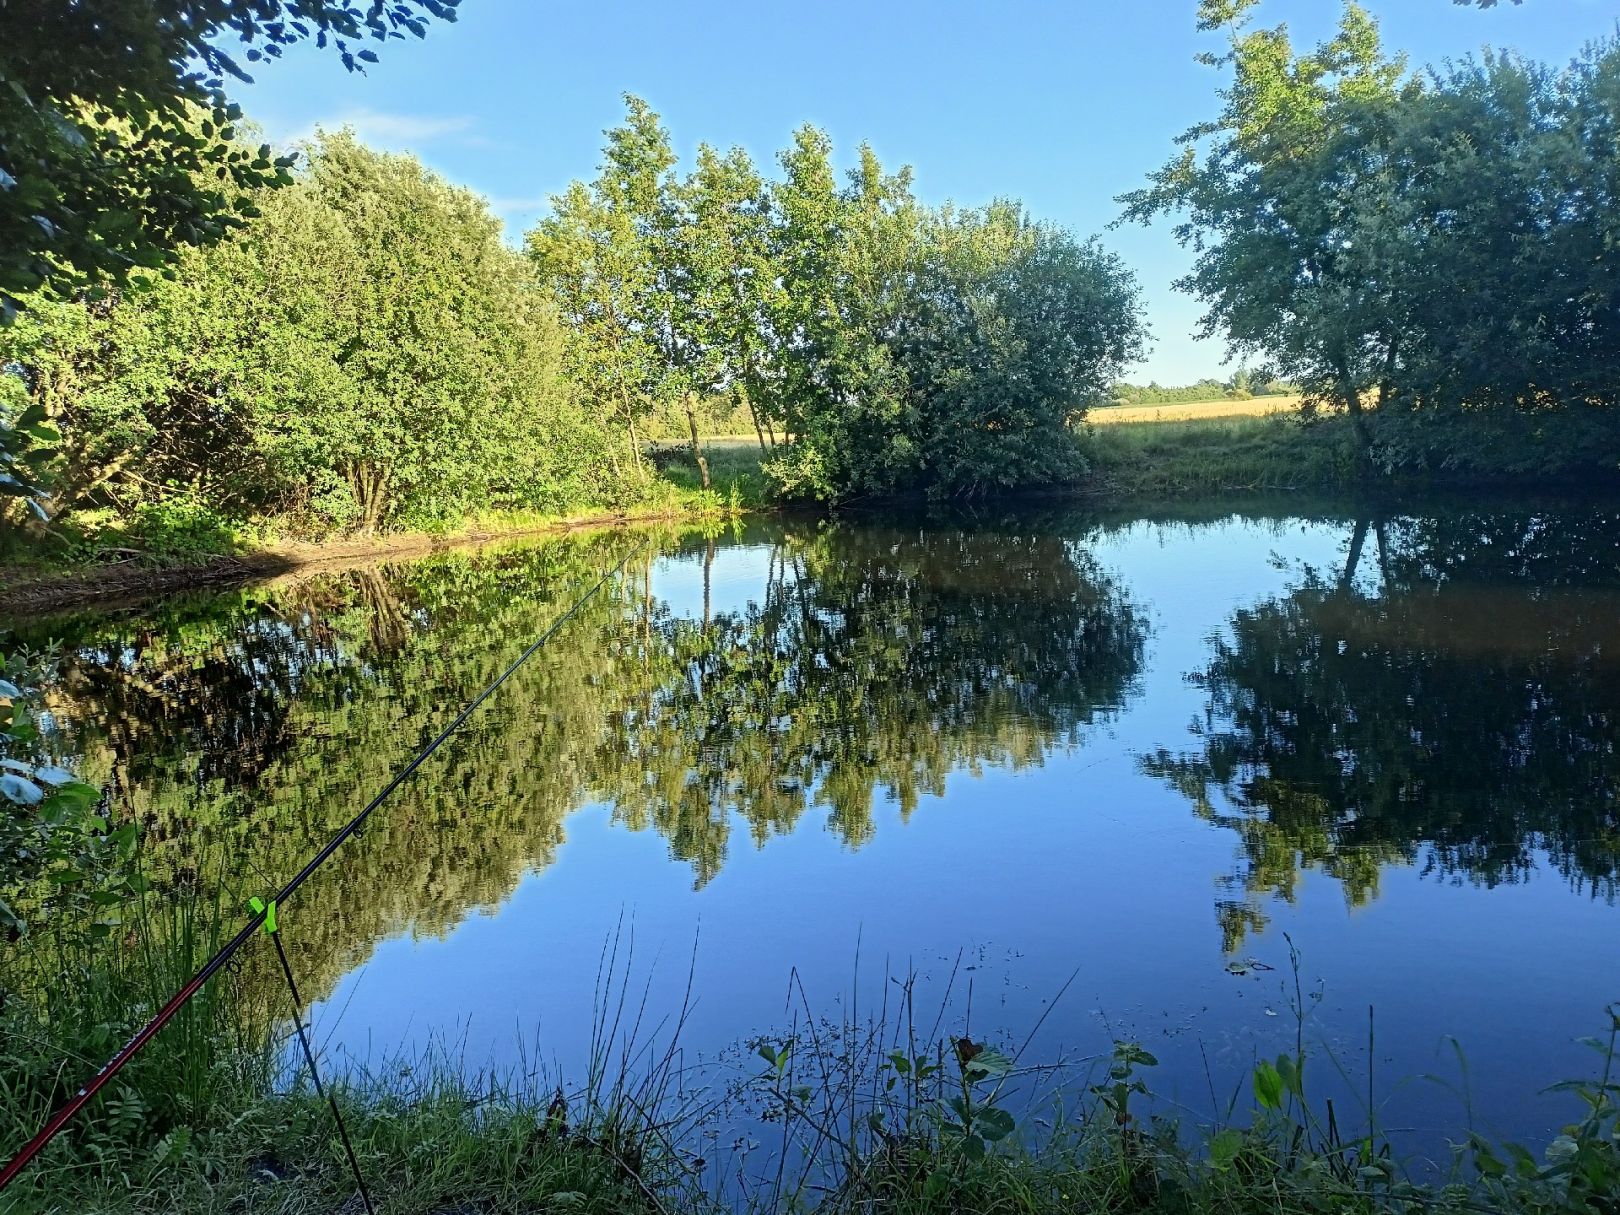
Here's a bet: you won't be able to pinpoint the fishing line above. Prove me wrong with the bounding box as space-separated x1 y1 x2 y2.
259 898 377 1215
0 545 642 1192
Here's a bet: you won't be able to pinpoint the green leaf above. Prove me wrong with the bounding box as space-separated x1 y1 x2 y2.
1276 1052 1303 1098
1254 1060 1284 1110
1210 1128 1243 1169
976 1105 1016 1142
964 1047 1013 1081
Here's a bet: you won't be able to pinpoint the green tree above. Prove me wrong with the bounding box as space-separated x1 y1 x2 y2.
527 96 677 483
1126 1 1620 482
762 124 855 494
0 0 460 320
1 133 608 531
1369 44 1620 475
768 145 1142 501
894 204 1143 496
1119 0 1412 469
0 2 461 528
672 144 781 479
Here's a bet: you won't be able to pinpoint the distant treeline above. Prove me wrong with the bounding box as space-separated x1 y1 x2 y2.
1108 375 1295 406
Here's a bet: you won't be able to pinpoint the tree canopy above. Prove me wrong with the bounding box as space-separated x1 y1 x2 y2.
532 97 1144 504
1 132 615 533
0 0 460 318
1122 0 1620 479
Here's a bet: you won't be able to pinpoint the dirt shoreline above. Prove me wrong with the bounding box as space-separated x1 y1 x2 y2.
0 507 716 616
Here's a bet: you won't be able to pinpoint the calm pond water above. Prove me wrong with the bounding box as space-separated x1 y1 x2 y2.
6 498 1620 1163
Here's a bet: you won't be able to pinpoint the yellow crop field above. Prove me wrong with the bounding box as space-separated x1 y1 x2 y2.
1088 396 1302 425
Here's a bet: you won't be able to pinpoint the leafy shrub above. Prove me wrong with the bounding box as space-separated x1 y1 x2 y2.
125 491 240 558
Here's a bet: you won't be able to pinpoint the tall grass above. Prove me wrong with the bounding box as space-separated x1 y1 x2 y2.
3 896 1617 1213
712 950 1620 1215
0 900 701 1214
1080 414 1363 498
653 439 772 511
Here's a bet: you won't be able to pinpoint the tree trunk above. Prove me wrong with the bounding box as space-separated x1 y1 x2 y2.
740 386 770 455
346 461 389 533
1336 374 1376 478
703 539 714 631
617 383 644 473
627 414 645 472
685 394 711 490
1340 517 1369 591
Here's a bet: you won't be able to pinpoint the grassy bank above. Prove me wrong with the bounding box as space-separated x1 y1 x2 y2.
1080 412 1361 498
0 445 771 612
8 992 1618 1215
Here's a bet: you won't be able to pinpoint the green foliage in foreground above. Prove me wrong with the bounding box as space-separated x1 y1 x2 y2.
3 914 1617 1214
0 650 144 935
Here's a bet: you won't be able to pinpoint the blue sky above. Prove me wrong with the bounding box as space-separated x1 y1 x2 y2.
234 0 1615 383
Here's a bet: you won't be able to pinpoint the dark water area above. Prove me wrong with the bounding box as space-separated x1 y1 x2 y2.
4 497 1619 1165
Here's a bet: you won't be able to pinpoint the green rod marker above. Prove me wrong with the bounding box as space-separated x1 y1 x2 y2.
248 897 278 935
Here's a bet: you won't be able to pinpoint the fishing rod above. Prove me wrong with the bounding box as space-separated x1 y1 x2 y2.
0 546 643 1193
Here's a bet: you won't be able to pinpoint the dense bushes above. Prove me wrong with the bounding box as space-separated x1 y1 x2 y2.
0 133 629 538
773 202 1145 499
0 107 1144 543
531 102 1145 504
